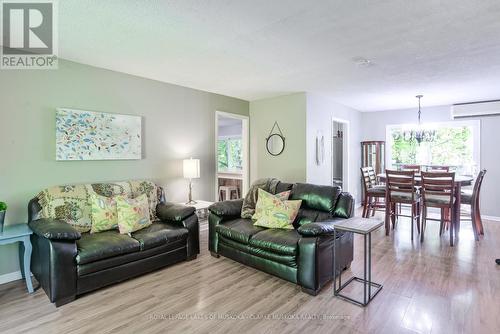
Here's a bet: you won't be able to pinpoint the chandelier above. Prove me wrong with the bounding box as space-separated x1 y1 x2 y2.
402 95 436 144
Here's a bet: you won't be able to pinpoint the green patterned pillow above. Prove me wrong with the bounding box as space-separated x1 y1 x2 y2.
90 193 118 233
252 190 291 221
116 194 152 234
253 189 302 229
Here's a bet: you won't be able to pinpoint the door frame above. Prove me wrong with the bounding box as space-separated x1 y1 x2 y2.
215 111 250 201
331 117 350 193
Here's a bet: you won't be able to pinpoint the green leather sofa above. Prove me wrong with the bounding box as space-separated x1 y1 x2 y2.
27 181 199 306
208 181 354 295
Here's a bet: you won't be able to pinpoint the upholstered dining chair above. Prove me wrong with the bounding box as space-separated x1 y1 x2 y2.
385 170 421 240
401 164 421 173
420 172 455 244
461 169 487 240
361 167 386 218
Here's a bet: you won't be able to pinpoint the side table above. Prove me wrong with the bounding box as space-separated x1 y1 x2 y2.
181 200 214 220
333 217 383 306
0 224 34 293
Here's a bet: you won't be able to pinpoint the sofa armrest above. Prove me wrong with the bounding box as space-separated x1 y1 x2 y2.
29 218 81 241
333 192 355 218
156 202 196 222
297 220 338 237
208 199 243 218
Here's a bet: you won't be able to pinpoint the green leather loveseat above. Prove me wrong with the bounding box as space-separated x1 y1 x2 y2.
208 181 354 295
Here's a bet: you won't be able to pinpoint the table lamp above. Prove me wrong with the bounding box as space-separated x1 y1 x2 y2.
183 158 200 204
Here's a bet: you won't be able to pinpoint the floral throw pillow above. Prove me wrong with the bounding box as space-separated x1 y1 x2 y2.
116 194 152 234
253 189 301 229
252 190 291 221
90 193 118 233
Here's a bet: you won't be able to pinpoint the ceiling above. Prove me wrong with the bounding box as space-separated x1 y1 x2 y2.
56 1 500 111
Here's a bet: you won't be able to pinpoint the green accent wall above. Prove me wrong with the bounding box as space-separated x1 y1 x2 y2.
249 93 307 183
0 59 248 276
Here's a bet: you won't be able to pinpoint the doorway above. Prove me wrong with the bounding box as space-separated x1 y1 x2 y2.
215 111 249 202
332 118 349 192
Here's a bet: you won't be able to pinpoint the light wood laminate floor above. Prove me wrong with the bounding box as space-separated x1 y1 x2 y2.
0 211 499 334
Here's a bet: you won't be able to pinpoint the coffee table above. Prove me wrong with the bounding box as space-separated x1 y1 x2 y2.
333 217 383 306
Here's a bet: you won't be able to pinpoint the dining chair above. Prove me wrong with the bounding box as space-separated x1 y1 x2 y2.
361 167 386 218
401 164 421 173
420 172 455 244
427 166 450 172
461 169 487 240
385 170 421 240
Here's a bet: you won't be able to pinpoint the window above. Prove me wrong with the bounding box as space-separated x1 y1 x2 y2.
386 120 480 175
217 137 242 172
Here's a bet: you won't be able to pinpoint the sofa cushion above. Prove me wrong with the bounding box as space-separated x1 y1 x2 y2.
216 218 265 244
131 222 188 251
247 246 297 267
77 240 186 276
253 189 301 229
249 229 300 256
76 230 141 264
37 184 93 232
241 178 280 219
90 192 118 233
290 183 341 213
116 194 152 234
36 180 162 234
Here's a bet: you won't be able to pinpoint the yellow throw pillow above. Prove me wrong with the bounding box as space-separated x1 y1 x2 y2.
253 189 301 229
90 193 118 233
116 194 152 234
252 190 291 221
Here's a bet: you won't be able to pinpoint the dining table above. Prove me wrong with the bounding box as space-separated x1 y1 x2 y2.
377 173 473 246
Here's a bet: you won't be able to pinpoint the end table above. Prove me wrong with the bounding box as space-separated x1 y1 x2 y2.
180 200 214 220
0 224 34 293
333 217 383 306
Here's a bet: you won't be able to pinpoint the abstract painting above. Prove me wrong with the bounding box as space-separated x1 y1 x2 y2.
56 108 142 160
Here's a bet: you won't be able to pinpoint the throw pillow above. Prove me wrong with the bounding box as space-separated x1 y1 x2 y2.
253 189 302 229
116 194 152 234
37 184 93 232
252 190 291 221
90 193 118 233
241 178 280 218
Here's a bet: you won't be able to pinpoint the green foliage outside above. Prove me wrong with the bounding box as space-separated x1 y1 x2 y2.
391 126 473 167
218 138 242 172
0 202 7 211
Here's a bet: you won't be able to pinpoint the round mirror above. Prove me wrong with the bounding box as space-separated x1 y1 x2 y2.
266 134 285 156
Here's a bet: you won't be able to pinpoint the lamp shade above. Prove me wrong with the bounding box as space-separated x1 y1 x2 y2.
183 158 200 179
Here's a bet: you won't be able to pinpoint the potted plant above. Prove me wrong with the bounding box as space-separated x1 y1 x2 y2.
0 202 6 233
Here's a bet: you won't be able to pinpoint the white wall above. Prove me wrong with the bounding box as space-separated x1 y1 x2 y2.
306 93 363 204
361 105 500 217
249 93 307 183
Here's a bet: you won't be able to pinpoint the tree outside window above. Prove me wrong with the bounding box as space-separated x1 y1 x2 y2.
218 137 242 172
389 123 478 175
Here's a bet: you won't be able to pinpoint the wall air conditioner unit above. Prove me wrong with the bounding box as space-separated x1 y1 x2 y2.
451 100 500 119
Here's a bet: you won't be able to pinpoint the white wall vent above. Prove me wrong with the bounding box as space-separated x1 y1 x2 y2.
451 100 500 119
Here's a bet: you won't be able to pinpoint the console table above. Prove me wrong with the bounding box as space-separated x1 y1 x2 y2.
0 224 34 293
333 217 383 306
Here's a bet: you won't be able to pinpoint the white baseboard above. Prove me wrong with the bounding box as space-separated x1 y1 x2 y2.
0 270 23 285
